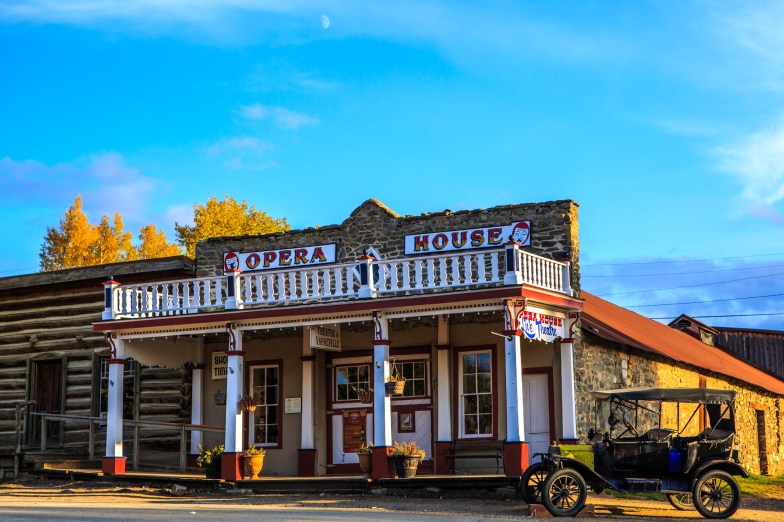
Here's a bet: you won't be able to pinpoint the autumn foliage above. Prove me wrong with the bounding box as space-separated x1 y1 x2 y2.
175 195 290 258
39 195 181 271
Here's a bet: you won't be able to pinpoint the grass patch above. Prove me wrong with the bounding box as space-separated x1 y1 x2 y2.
738 474 784 498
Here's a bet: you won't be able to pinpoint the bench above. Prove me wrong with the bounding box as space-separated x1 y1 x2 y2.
444 439 505 473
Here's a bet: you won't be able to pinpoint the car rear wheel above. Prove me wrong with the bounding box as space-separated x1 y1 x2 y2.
692 470 741 519
666 492 695 510
520 462 547 504
542 468 587 517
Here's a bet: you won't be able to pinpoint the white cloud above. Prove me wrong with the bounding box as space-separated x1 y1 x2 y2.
237 103 319 129
713 118 784 221
205 136 264 157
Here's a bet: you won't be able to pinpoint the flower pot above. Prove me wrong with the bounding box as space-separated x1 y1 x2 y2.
357 388 373 404
385 381 405 396
393 455 421 479
357 453 372 475
243 454 265 479
205 458 222 479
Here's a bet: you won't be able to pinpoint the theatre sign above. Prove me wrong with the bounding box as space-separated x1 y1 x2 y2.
404 222 531 255
518 306 566 343
224 244 336 272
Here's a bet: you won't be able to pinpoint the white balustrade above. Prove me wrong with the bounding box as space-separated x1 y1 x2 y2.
107 249 571 319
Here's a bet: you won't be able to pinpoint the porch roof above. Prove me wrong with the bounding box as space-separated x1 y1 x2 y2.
580 291 784 396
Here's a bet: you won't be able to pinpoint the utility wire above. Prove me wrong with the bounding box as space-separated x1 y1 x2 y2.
584 252 784 267
650 312 784 320
597 271 784 297
622 293 784 308
583 264 784 278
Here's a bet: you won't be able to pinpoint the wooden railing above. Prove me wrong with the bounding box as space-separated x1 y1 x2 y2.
31 413 224 473
107 247 571 319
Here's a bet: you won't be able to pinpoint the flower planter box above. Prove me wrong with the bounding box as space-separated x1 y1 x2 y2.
357 453 372 475
393 455 421 478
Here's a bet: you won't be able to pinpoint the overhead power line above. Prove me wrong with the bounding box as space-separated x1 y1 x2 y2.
584 252 784 267
623 293 784 308
583 264 784 278
597 271 784 297
650 312 784 320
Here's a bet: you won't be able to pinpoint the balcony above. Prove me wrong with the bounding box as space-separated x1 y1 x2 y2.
102 246 572 320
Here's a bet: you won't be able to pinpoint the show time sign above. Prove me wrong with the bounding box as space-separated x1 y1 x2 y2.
224 244 336 272
211 351 228 380
404 222 531 255
518 306 566 343
310 325 341 352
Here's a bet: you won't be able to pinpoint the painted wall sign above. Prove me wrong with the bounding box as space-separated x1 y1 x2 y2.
310 325 341 352
404 221 531 255
211 351 228 380
517 305 566 343
342 409 366 454
224 244 336 272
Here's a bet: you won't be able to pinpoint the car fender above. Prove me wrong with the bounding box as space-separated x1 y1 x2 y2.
552 456 616 491
690 459 749 483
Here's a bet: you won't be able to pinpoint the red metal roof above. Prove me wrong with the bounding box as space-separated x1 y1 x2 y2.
580 291 784 396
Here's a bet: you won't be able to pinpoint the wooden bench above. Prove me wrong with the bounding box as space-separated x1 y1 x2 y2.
444 439 505 473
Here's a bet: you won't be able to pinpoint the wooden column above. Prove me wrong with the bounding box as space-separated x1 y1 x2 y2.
102 333 126 474
371 312 394 478
299 330 317 476
435 315 453 474
222 323 245 481
190 365 205 457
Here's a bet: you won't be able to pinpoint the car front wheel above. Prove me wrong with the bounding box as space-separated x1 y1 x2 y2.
542 468 587 517
692 470 741 519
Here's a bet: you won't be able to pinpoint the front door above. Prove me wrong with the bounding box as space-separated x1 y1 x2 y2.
523 372 551 461
29 359 63 446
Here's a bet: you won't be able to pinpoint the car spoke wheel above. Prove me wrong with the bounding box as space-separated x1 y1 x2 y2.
520 462 547 504
542 468 587 517
667 492 695 510
692 470 741 519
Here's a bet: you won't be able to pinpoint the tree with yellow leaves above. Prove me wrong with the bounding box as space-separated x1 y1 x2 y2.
175 195 290 257
137 224 182 259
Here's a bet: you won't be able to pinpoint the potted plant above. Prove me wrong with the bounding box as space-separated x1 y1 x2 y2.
355 386 373 404
389 441 425 478
239 395 258 412
384 372 405 396
356 442 373 475
243 446 266 479
197 444 224 479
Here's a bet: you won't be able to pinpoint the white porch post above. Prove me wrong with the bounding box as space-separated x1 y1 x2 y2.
504 332 525 442
370 311 393 478
190 365 204 456
223 323 245 480
299 330 317 476
435 315 452 474
102 333 126 474
560 340 578 441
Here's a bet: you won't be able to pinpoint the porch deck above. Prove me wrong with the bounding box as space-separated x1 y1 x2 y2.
34 468 518 495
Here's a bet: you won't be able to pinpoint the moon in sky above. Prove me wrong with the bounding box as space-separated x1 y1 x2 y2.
320 15 330 29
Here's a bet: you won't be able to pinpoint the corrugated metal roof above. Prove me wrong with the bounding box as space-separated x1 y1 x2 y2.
580 291 784 396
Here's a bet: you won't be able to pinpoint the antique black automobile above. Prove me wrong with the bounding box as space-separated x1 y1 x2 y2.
522 387 748 518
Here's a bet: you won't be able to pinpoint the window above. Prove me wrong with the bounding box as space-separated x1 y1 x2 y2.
250 365 280 445
95 356 138 419
459 351 493 437
335 364 370 401
391 360 427 397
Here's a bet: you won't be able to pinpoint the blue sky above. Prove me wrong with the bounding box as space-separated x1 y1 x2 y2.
1 1 783 329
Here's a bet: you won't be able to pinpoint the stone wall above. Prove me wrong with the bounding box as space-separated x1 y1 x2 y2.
575 329 784 475
194 198 580 292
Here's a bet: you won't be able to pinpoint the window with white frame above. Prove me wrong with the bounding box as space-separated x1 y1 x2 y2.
250 365 280 445
335 364 370 401
459 351 493 437
391 360 427 397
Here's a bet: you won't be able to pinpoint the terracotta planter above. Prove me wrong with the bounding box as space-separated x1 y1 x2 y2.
385 380 405 396
393 455 421 478
357 452 372 475
243 454 265 479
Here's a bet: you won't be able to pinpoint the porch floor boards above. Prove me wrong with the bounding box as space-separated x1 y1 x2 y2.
34 468 515 494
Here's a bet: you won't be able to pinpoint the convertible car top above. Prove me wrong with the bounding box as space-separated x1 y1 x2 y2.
592 387 736 404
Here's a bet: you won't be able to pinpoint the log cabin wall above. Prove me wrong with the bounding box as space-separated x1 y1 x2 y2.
0 257 194 452
716 329 784 381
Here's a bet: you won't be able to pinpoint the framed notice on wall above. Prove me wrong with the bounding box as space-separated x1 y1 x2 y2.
342 409 366 454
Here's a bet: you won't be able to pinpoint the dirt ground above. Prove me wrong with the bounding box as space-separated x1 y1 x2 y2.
0 478 782 521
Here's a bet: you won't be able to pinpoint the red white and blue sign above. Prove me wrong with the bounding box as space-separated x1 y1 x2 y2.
518 306 566 343
224 244 337 272
404 221 531 255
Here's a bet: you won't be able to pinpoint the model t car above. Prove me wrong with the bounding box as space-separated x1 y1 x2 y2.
522 387 747 518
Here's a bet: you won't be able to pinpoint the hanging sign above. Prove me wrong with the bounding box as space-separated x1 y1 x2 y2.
404 221 531 255
224 244 336 272
518 306 566 343
310 325 341 352
211 351 228 380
